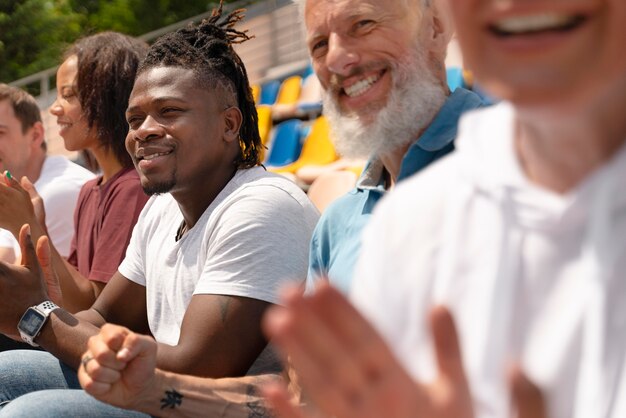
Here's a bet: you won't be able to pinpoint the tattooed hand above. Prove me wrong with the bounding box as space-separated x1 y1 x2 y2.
161 388 184 410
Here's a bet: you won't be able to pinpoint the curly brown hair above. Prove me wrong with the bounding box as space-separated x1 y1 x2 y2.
65 32 148 168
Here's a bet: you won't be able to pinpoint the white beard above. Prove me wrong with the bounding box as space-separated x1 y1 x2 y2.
323 46 448 159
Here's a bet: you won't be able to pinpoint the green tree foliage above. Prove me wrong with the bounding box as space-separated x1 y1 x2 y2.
0 0 84 84
73 0 221 36
2 0 245 85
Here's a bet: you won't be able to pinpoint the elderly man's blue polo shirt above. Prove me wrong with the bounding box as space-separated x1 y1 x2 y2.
307 88 485 293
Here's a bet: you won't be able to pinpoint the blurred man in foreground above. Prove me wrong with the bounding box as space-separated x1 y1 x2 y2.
265 0 626 417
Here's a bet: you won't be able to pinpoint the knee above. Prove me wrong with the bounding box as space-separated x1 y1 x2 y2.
0 390 150 418
0 350 78 403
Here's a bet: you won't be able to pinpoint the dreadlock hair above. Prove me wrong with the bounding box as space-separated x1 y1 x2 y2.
65 32 149 169
138 2 262 169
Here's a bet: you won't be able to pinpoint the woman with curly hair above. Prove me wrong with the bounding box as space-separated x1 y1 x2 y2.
1 32 150 317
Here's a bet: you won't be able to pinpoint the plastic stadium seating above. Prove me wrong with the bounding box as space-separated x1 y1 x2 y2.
265 119 303 167
275 75 302 105
446 67 465 92
251 84 260 103
259 79 281 105
295 73 323 118
301 63 314 79
270 116 337 174
257 105 273 145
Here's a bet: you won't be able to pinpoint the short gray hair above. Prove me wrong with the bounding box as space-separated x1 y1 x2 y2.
296 0 431 21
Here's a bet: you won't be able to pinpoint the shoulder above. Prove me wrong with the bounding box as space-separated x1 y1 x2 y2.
321 187 363 221
360 103 514 263
77 176 101 197
129 194 177 235
311 187 364 241
223 168 319 220
198 169 319 241
454 102 514 151
137 194 175 219
36 156 94 194
103 168 145 198
40 155 94 180
236 168 310 200
109 167 141 187
368 154 462 252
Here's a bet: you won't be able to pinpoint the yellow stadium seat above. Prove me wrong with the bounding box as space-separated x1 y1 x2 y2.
275 75 302 105
257 105 273 146
251 84 260 103
270 116 338 174
256 105 273 161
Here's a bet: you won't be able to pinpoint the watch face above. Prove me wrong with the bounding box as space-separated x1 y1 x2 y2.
18 308 46 335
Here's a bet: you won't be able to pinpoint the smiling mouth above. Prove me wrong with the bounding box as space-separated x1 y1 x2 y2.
490 13 586 37
342 70 385 98
137 150 173 162
142 151 171 160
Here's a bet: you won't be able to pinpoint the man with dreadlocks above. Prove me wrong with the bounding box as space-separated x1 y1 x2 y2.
73 0 484 416
0 4 318 417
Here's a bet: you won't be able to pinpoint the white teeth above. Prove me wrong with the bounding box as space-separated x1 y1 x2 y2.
494 14 577 34
344 74 381 98
143 151 170 160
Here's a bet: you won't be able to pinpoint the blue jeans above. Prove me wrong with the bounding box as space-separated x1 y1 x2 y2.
0 350 150 417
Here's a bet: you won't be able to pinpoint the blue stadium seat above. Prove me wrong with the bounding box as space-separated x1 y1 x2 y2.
266 119 303 167
301 63 314 79
446 67 465 92
259 79 281 105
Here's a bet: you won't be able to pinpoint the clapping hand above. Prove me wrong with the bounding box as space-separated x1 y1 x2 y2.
262 282 547 418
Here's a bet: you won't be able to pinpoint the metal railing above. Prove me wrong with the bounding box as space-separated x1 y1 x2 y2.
9 0 308 107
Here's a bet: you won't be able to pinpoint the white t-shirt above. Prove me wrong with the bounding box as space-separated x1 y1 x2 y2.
0 155 94 259
119 166 319 347
351 103 626 418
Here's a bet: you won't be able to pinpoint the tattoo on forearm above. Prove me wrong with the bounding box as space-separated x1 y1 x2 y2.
160 388 184 410
219 297 231 323
246 383 272 417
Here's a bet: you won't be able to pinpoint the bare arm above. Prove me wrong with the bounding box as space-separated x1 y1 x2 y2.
34 271 149 369
0 225 149 369
0 225 100 367
155 293 272 377
90 267 273 379
79 323 279 418
33 270 148 369
154 372 277 418
43 236 106 313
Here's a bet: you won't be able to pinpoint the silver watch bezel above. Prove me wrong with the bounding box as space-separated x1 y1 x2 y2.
17 301 59 347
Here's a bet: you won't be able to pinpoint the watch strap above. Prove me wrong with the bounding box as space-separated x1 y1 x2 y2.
35 300 59 316
18 300 60 347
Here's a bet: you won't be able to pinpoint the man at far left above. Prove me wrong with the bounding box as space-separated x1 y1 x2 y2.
0 84 94 351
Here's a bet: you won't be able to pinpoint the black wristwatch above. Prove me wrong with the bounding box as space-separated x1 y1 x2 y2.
17 301 59 347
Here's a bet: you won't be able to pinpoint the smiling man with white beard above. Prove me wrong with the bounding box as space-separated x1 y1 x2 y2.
71 0 484 416
305 0 485 292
